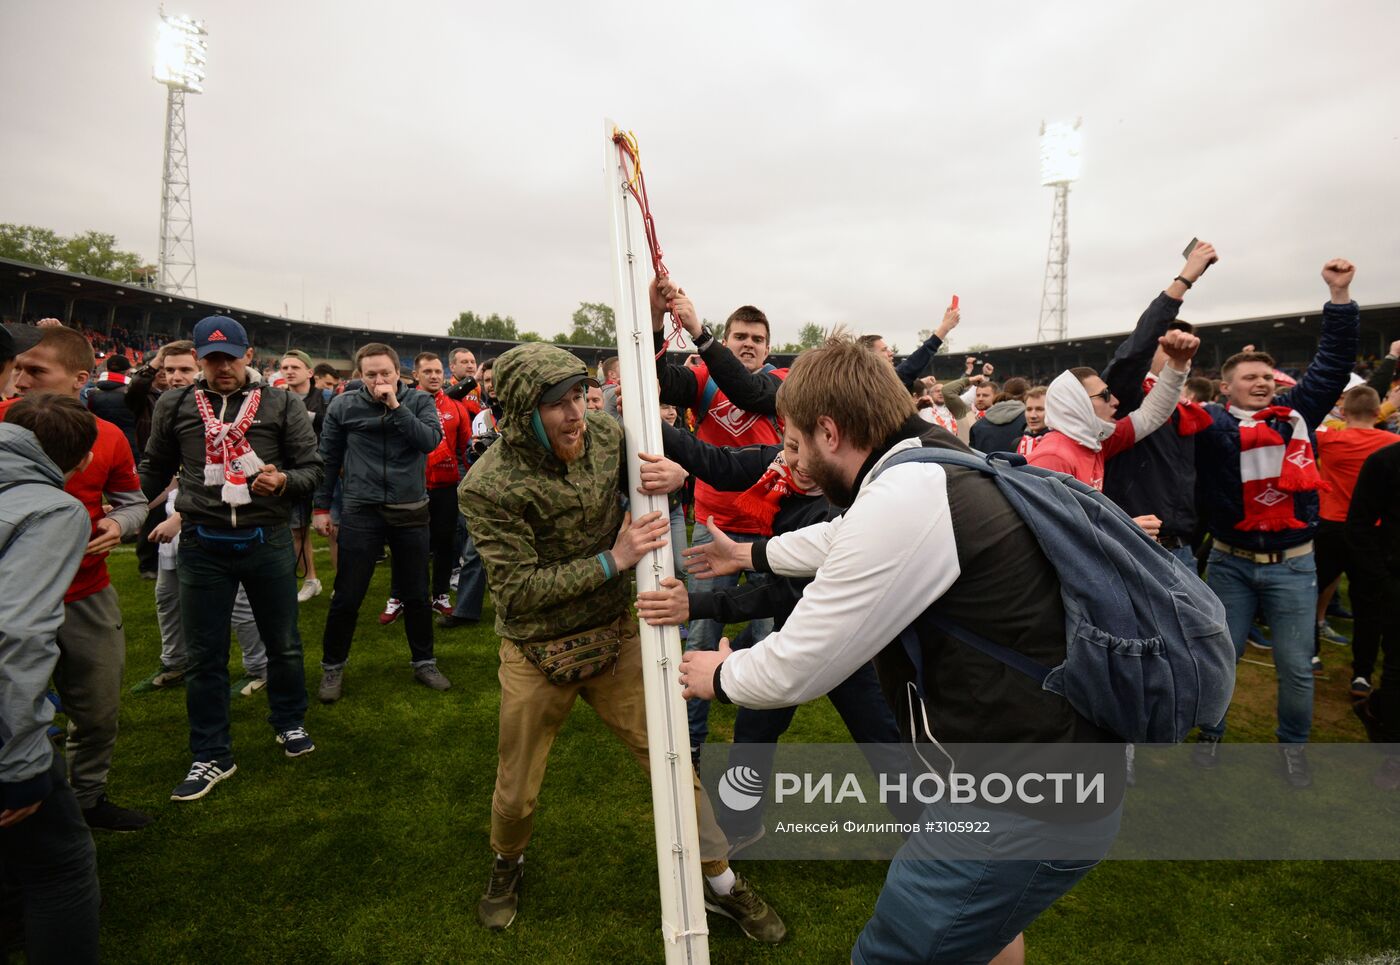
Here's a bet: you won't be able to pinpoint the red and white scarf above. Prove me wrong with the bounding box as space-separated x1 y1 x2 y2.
1230 404 1322 531
1144 372 1212 436
1016 431 1044 458
97 370 128 386
926 404 958 435
195 387 265 506
734 451 819 537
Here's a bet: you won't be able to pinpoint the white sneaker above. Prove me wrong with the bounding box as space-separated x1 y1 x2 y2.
297 578 323 603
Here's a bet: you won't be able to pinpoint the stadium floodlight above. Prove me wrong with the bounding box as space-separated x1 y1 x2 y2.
153 12 207 93
1039 119 1082 186
1037 118 1081 342
153 9 205 296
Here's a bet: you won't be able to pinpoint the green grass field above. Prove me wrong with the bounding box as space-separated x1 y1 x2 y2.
83 543 1396 964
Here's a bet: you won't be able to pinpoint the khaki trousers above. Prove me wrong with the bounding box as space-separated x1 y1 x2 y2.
492 614 730 864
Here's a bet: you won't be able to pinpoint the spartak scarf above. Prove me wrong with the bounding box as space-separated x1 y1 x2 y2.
734 451 819 536
1229 404 1321 531
195 387 265 506
1016 431 1045 458
96 370 129 386
928 404 958 435
1143 372 1212 436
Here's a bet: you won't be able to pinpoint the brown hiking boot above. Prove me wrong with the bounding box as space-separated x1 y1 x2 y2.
704 871 786 944
478 856 524 930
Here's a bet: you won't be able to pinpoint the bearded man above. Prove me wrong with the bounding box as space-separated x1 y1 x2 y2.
459 343 785 943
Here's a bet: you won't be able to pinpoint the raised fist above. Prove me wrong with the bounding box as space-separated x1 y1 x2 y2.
1159 329 1201 367
1322 259 1356 293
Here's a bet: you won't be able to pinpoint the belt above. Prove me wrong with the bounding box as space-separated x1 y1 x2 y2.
1157 535 1188 550
1212 539 1313 565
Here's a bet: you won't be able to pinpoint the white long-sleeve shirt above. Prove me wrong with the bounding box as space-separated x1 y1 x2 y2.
721 437 962 708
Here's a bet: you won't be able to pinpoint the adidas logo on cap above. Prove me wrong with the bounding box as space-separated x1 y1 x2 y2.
208 330 227 341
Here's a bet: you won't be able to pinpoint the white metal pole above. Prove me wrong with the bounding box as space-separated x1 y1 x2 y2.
603 118 710 965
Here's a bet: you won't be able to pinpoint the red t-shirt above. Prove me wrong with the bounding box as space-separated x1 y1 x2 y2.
1027 419 1135 492
688 362 788 534
0 398 140 602
1316 427 1400 522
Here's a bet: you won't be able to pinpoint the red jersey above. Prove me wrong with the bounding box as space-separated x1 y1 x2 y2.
0 398 140 602
1315 427 1400 522
425 391 471 490
688 362 788 534
1027 419 1135 491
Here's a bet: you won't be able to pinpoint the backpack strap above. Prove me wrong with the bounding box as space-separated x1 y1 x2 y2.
878 444 1051 697
871 443 1027 482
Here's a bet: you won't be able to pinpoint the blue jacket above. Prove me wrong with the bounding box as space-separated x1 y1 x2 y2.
314 381 442 510
1195 300 1360 552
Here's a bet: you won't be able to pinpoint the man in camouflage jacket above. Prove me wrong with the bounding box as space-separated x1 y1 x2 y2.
459 342 786 943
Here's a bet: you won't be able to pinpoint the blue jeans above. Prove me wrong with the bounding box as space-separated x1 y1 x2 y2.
452 523 487 622
1203 547 1318 744
1168 544 1197 569
0 755 100 965
685 526 772 751
323 506 434 667
178 523 308 763
853 803 1118 965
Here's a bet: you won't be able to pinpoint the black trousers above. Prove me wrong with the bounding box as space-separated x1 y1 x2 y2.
392 487 458 600
0 756 101 965
322 506 433 666
135 500 166 574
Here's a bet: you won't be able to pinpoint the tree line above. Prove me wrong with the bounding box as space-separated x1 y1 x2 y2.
1 223 153 283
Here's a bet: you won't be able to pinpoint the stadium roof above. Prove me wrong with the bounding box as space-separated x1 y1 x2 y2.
3 255 1394 381
0 256 617 369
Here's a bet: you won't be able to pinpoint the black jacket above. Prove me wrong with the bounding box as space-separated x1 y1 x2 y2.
1101 292 1193 537
659 423 832 631
87 381 138 454
139 373 324 528
1347 443 1400 580
125 367 160 453
654 327 783 418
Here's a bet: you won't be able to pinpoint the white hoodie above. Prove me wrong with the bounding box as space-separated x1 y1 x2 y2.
1044 364 1186 451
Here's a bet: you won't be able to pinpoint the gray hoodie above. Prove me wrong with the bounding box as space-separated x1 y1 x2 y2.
0 424 91 809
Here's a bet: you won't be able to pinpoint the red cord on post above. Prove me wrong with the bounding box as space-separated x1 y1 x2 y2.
613 129 688 358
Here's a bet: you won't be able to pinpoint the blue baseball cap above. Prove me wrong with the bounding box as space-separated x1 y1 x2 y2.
192 316 251 359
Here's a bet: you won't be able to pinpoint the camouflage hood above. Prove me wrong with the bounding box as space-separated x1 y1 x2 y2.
493 342 594 452
459 341 628 644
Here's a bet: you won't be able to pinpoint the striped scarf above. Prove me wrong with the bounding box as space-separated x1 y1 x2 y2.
1229 404 1321 531
734 451 819 536
195 387 265 506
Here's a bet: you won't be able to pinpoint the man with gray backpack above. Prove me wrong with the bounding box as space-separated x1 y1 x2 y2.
680 334 1233 965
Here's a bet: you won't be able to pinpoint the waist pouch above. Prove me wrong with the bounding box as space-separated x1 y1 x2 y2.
193 526 265 555
378 502 430 527
518 621 624 685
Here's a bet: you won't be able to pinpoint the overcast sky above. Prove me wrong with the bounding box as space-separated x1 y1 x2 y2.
3 0 1399 351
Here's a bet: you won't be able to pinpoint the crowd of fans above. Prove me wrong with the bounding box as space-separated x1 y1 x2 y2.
0 243 1396 963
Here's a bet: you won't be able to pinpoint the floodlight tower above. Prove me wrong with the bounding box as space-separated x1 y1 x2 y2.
153 10 207 296
1036 118 1081 342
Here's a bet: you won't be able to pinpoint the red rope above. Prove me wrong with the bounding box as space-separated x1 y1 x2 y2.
613 129 687 358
